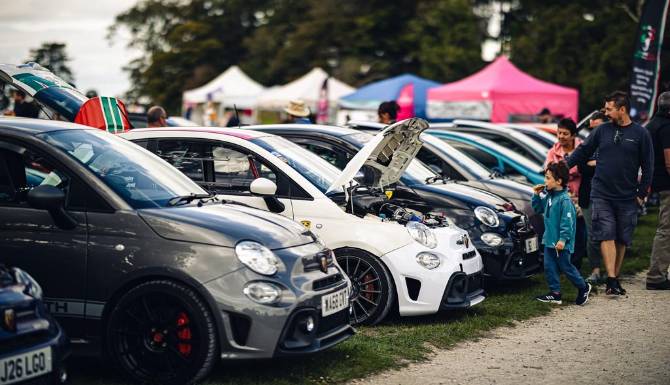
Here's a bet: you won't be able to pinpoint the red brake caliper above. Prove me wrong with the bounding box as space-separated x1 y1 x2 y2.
363 274 375 301
176 312 192 356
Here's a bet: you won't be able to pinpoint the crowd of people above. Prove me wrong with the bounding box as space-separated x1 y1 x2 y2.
533 90 669 307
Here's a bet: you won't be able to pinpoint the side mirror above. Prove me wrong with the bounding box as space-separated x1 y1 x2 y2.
27 185 77 229
249 178 285 214
250 178 277 196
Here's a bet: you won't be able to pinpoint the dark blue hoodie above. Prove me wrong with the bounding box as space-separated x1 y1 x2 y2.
567 121 653 201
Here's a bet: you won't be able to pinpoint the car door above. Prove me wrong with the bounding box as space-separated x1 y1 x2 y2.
152 138 296 218
0 141 88 335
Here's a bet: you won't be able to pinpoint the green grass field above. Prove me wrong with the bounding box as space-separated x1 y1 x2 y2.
70 208 659 385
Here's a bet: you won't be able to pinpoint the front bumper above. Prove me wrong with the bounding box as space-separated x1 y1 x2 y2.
440 272 486 310
476 219 542 280
381 228 484 316
204 246 354 360
0 316 69 384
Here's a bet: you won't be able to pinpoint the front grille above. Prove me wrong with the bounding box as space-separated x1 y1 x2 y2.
462 250 477 260
312 273 344 291
0 331 51 354
317 308 349 336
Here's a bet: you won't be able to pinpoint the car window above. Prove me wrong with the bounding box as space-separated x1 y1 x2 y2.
447 140 499 170
0 146 88 210
156 140 206 181
416 148 466 181
209 144 277 194
298 141 350 170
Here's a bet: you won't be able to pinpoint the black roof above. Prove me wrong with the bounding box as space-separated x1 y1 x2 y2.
245 123 360 138
0 117 92 135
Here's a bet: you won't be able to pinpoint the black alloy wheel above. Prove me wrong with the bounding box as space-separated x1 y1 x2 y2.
106 280 218 385
335 248 395 326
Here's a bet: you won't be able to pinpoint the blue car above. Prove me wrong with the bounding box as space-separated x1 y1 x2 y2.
426 130 545 185
0 266 69 385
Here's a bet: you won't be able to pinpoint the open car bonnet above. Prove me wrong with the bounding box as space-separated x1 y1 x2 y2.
327 118 429 193
0 62 88 121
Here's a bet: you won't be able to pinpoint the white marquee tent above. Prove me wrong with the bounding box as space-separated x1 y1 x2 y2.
182 65 264 109
256 67 355 111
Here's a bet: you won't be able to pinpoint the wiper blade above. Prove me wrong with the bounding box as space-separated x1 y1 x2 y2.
167 193 214 206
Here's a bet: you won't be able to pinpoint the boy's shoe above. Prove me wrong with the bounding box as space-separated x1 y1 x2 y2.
646 280 670 290
576 283 592 305
615 278 627 295
535 292 562 304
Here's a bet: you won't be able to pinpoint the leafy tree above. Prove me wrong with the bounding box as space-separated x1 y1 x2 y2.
505 0 654 115
26 42 74 85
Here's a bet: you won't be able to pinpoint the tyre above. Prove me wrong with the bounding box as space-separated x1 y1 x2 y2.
106 280 218 385
335 248 395 326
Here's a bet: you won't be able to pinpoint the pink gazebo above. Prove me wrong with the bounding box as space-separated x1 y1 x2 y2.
426 56 578 122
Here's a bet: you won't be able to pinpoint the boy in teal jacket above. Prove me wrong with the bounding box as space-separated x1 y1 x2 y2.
532 161 592 305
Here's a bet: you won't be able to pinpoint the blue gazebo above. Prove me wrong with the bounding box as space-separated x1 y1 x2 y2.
339 74 440 120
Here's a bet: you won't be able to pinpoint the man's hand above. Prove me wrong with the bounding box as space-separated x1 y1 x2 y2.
637 196 646 207
586 160 597 167
555 240 565 251
533 184 545 195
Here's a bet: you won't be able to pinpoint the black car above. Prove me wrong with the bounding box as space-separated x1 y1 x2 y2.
347 121 543 235
0 265 69 385
248 124 542 280
0 118 353 385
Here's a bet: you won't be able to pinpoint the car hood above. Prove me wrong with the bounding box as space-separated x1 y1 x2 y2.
139 203 316 250
461 179 534 215
327 118 428 192
410 182 511 210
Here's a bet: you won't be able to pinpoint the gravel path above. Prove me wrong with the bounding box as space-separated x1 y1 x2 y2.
350 272 670 385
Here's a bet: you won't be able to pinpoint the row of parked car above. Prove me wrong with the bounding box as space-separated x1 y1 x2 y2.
0 63 555 385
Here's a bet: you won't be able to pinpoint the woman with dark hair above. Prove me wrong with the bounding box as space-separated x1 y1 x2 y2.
378 101 399 124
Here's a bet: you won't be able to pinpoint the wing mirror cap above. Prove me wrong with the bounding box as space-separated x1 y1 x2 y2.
250 177 277 196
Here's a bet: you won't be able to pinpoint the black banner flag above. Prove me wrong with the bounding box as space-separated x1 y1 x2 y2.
629 0 669 122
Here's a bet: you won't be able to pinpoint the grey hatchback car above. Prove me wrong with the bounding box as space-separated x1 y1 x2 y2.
0 118 353 385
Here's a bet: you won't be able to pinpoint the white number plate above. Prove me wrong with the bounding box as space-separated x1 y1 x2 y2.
0 347 52 385
321 287 349 317
525 236 539 253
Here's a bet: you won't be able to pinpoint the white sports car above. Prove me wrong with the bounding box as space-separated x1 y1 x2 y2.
121 118 485 325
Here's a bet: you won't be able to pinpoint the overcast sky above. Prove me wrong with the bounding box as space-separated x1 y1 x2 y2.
0 0 139 97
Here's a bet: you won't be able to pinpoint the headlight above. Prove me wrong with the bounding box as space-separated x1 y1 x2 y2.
474 206 500 228
406 221 438 249
481 232 504 247
235 241 283 276
14 268 43 299
416 252 440 269
243 282 282 304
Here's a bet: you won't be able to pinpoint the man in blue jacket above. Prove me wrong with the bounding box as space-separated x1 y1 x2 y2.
532 161 591 305
567 91 654 295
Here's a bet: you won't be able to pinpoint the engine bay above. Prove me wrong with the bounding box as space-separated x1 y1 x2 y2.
330 186 448 228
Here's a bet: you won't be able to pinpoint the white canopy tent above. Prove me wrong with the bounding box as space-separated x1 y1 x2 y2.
256 67 355 111
182 65 264 109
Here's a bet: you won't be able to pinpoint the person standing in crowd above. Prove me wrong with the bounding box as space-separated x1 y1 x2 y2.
545 118 586 269
6 90 39 118
532 161 591 305
378 101 399 124
204 100 218 126
579 111 607 284
645 91 670 290
567 91 654 296
284 99 311 124
537 107 553 124
147 106 168 128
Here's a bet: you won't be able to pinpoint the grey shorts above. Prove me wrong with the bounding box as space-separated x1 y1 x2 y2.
591 198 638 246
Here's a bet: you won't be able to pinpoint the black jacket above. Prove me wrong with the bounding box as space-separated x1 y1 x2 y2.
646 113 670 192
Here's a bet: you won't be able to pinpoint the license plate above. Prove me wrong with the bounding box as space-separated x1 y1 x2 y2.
0 347 52 385
321 287 349 317
524 236 539 253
